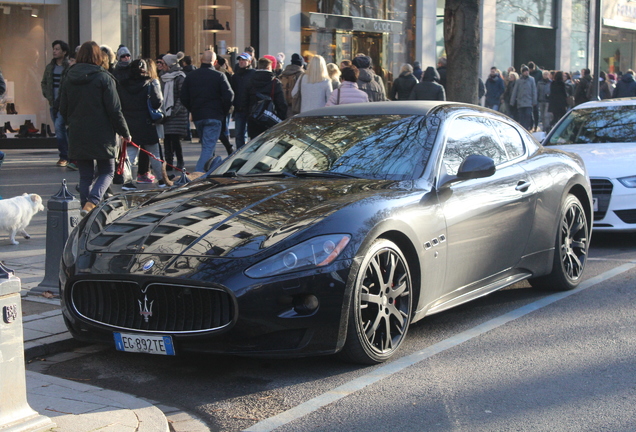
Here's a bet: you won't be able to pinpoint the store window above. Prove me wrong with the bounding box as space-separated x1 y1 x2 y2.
0 2 69 138
301 0 414 86
183 0 251 66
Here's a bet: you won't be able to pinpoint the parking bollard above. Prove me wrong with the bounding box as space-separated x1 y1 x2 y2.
0 263 55 431
32 180 81 296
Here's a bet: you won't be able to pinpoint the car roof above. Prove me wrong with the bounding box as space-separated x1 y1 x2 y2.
296 101 481 117
574 97 636 109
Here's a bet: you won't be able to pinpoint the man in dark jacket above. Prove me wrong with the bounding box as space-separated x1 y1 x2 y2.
352 55 387 102
574 68 592 106
436 57 447 91
485 67 505 111
409 67 446 101
41 39 71 168
613 70 636 98
181 50 234 172
239 57 287 140
231 52 256 149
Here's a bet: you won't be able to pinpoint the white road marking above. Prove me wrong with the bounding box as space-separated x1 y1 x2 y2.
244 263 636 432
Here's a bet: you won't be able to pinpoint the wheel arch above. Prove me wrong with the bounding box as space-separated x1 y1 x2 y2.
568 182 593 234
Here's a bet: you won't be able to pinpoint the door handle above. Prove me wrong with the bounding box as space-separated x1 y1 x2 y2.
515 181 531 192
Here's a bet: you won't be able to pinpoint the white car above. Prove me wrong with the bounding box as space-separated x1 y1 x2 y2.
542 98 636 231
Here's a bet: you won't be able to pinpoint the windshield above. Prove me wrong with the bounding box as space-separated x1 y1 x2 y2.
546 105 636 145
213 115 433 180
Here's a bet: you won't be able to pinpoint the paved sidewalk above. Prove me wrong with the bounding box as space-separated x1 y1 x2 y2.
0 141 224 432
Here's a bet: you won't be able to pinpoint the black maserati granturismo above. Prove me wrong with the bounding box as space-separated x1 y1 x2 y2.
60 101 592 364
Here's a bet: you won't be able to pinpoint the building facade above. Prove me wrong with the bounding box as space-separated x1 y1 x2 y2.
4 0 632 136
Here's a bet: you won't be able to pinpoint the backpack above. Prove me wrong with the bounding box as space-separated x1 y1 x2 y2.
281 72 301 107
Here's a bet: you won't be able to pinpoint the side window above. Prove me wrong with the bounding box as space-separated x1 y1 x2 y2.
443 116 508 176
492 120 526 159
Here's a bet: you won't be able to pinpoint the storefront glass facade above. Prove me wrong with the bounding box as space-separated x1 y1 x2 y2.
301 0 414 83
183 0 251 64
0 1 69 130
602 0 636 75
495 0 556 71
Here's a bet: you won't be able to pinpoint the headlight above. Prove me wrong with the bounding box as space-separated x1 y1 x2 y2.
62 227 80 268
618 175 636 188
245 234 351 279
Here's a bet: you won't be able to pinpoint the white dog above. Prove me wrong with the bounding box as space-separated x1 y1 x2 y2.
0 193 45 245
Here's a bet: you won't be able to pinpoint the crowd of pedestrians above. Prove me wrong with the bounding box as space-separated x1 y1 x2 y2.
14 35 636 215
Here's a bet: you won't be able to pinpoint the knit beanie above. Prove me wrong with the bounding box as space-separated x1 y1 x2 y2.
291 53 303 66
163 51 185 68
352 55 371 69
263 55 277 70
117 46 131 59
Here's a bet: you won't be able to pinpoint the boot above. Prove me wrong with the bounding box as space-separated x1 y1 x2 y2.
7 103 17 115
40 123 48 137
24 120 39 134
0 127 6 139
17 125 28 138
46 124 55 137
4 122 17 133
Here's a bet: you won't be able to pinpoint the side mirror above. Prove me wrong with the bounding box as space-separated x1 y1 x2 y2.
457 154 496 179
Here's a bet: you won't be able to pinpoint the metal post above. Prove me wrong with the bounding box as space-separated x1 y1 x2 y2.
592 0 603 100
0 263 55 431
32 180 81 296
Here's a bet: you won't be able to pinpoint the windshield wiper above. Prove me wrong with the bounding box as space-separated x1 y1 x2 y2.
293 170 360 178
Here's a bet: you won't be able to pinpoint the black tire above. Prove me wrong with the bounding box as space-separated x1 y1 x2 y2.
530 194 589 291
340 239 413 364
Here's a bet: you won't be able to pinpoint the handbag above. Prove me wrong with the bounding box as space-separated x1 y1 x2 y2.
250 82 282 128
147 82 164 122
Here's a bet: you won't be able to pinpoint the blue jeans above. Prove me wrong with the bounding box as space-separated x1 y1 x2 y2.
50 107 68 161
194 119 222 172
234 111 249 149
77 159 114 206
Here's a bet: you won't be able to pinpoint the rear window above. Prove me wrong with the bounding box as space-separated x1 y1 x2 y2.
546 105 636 145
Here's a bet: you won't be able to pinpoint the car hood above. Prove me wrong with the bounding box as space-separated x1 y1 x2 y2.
84 177 398 257
546 143 636 178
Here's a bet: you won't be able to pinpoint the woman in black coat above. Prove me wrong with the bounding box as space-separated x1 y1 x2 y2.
548 71 569 127
59 41 130 215
117 59 167 189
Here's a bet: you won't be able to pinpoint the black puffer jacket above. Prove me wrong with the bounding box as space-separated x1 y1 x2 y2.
60 63 129 160
390 72 418 100
409 67 446 101
117 76 162 146
613 72 636 98
239 70 287 120
181 63 234 122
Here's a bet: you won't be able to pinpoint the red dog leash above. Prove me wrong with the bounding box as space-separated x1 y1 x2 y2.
117 140 188 176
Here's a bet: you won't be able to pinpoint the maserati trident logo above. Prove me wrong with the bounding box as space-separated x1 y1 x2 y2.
138 295 154 323
142 260 155 271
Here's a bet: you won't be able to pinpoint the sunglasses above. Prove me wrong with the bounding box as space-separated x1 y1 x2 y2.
120 54 131 58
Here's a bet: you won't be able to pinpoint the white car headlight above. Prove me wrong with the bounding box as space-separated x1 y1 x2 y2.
245 234 351 279
618 175 636 188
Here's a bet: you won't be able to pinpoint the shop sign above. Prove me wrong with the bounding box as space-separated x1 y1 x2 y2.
302 12 403 34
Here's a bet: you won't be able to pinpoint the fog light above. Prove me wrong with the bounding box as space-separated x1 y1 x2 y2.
293 294 319 315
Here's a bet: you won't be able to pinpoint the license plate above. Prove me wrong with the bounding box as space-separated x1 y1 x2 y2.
114 332 175 355
593 197 598 212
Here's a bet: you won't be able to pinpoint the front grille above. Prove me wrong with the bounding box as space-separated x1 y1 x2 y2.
590 179 613 220
71 280 234 333
614 209 636 224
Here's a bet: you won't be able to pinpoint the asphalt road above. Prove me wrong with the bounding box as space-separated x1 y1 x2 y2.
34 233 636 432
